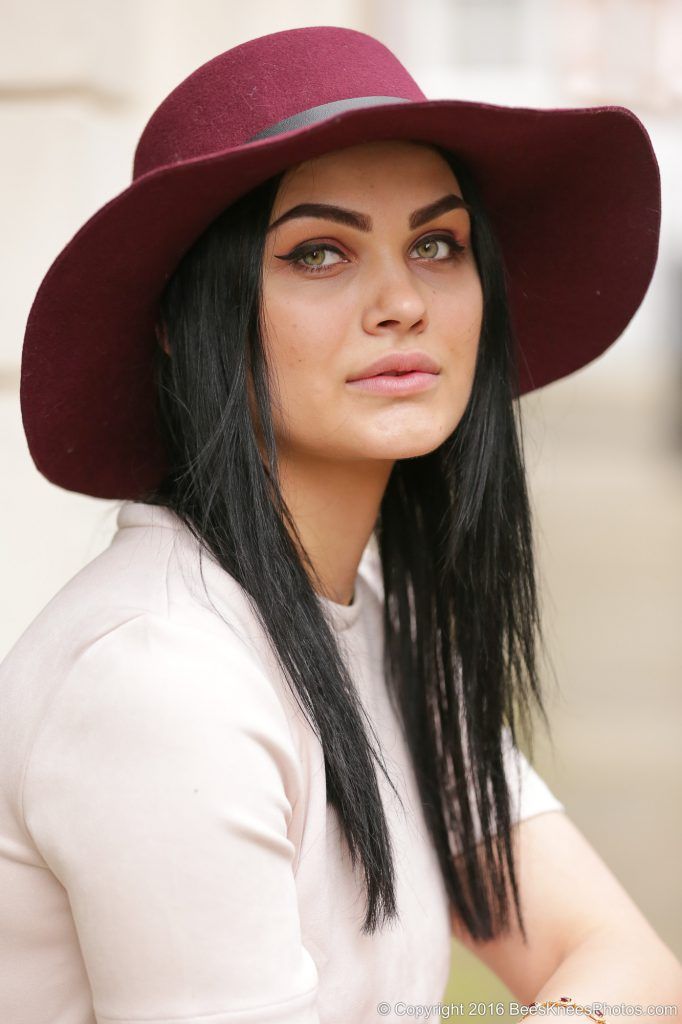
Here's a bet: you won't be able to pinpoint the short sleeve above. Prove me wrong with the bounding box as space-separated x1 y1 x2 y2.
21 613 320 1024
453 725 565 854
501 725 566 823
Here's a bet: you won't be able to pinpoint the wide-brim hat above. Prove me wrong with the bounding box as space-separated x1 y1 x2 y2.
20 24 661 501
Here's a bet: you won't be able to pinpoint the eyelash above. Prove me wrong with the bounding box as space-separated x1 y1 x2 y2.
278 232 467 275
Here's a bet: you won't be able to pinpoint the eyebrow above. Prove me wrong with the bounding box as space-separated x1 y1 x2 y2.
266 193 471 234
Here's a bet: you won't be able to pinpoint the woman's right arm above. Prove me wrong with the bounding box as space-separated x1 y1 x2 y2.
21 612 321 1024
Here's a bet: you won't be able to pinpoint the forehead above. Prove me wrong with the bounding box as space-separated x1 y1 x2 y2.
273 140 462 207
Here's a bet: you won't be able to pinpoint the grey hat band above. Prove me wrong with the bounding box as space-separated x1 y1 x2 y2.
247 95 412 142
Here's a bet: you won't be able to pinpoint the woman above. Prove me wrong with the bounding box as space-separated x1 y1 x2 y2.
2 23 680 1024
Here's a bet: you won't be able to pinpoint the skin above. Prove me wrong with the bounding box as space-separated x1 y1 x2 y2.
258 139 483 605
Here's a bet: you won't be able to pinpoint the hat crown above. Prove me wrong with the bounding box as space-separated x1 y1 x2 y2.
132 26 425 180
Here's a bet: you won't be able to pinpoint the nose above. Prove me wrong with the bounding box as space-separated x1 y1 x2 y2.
361 254 428 337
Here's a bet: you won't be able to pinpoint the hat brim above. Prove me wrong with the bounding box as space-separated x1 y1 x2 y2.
20 97 661 499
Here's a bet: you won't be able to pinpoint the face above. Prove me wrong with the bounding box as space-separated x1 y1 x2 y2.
258 140 483 466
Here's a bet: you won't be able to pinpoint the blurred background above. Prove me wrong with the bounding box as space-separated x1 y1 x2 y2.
1 0 680 1001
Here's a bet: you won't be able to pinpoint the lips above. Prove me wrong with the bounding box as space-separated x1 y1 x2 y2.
347 350 440 382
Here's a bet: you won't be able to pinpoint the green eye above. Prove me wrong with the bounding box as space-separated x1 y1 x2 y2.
301 248 328 267
414 239 439 258
412 235 465 260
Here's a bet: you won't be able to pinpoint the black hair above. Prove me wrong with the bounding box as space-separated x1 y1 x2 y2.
140 140 556 943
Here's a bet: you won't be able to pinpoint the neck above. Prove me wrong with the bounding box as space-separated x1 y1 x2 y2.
275 449 393 606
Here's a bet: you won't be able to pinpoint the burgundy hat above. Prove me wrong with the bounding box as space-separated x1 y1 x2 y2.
20 24 661 501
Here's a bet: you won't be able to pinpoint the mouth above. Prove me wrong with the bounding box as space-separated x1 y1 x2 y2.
370 370 414 377
346 369 440 395
346 349 441 382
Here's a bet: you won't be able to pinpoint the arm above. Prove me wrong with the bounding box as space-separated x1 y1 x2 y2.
450 811 682 1016
22 613 320 1024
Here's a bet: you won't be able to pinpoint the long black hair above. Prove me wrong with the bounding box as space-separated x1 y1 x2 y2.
139 141 556 943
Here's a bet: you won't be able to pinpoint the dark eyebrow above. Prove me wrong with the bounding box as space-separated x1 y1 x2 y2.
266 193 471 234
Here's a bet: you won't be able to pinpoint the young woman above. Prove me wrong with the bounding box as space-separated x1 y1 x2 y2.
3 23 679 1024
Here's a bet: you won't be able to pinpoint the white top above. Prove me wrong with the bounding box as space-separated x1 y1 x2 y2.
0 500 565 1023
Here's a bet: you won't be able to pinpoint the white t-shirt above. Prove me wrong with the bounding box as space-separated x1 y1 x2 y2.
0 500 565 1023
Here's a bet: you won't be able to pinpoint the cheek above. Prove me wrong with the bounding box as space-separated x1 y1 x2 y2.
262 294 342 402
462 293 484 362
439 269 484 360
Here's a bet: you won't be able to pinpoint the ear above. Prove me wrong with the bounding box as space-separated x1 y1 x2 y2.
154 320 171 356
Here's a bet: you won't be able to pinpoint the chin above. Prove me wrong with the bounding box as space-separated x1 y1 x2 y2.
364 432 450 461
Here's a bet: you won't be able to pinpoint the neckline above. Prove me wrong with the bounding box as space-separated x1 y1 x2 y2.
317 584 364 632
116 500 364 633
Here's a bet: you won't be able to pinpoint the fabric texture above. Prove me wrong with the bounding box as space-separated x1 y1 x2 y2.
0 501 565 1023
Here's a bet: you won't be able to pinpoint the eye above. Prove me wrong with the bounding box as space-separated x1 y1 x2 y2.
273 242 346 275
411 233 467 261
274 231 467 276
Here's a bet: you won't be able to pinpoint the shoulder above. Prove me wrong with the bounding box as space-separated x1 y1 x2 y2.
60 610 296 727
34 609 302 765
22 611 305 855
1 507 286 742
